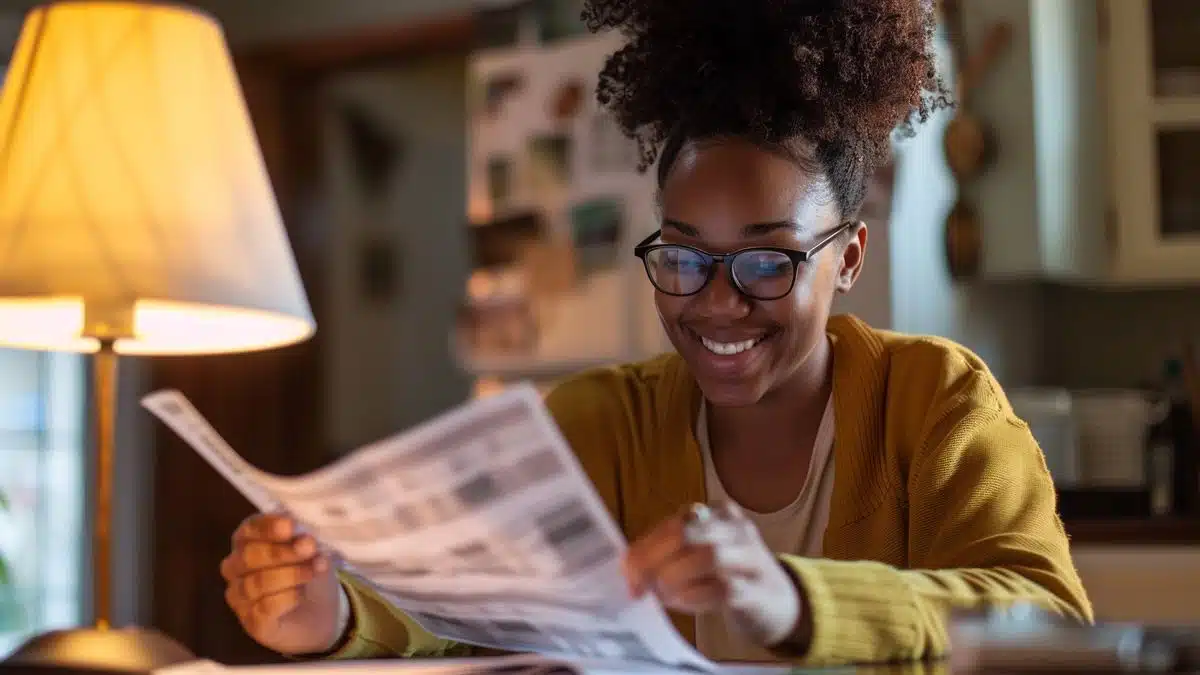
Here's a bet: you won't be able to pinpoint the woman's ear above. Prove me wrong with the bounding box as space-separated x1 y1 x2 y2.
835 222 868 293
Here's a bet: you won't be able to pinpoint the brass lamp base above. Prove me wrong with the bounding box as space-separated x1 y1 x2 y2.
0 627 196 674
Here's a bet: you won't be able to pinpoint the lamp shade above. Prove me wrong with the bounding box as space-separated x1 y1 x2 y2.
0 1 315 355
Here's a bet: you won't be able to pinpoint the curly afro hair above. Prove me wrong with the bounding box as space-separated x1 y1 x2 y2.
583 0 950 219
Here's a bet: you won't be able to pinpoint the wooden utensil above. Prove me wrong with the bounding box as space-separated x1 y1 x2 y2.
939 1 1012 280
944 201 983 279
943 21 1013 179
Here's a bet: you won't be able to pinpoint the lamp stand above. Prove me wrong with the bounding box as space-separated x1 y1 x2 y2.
1 342 196 673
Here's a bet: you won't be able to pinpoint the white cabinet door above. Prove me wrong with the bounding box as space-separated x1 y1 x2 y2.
1104 0 1200 284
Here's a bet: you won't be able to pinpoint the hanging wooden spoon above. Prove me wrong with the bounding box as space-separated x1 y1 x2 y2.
943 19 1013 179
944 201 983 279
940 1 1012 279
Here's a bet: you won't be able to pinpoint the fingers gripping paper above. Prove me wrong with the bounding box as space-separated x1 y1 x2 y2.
142 385 713 671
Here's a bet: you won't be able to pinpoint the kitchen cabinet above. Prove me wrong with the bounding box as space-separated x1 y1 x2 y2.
1102 0 1200 284
968 0 1200 285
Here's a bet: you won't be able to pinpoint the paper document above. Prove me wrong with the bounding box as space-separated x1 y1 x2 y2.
143 385 713 671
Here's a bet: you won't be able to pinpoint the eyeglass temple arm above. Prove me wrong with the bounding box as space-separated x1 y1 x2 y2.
633 231 662 249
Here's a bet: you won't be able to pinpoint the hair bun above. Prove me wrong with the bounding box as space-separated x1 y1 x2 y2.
584 0 949 175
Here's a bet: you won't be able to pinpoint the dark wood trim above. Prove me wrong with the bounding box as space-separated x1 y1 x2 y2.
1066 518 1200 546
238 12 477 76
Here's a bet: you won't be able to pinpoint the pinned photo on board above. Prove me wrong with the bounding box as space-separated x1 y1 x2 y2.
527 134 573 191
550 79 586 122
486 156 513 211
531 0 584 44
480 72 525 118
569 197 624 275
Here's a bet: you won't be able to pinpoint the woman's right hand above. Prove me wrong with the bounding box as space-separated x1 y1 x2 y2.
221 513 349 656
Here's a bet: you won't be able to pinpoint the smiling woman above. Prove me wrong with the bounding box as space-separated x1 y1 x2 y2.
634 213 855 407
221 0 1093 666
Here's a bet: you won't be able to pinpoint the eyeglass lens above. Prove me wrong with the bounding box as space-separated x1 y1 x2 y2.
643 247 796 299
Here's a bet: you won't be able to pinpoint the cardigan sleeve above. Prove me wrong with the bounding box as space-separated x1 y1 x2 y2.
777 384 1093 666
325 571 469 659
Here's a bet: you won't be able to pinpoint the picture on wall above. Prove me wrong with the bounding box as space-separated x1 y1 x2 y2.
531 0 584 44
468 209 545 270
527 133 572 192
480 72 525 118
549 78 585 122
486 156 514 211
569 196 624 276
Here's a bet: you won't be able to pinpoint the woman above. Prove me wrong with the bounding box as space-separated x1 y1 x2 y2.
219 0 1091 665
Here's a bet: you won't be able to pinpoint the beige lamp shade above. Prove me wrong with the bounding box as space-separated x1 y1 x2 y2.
0 1 314 355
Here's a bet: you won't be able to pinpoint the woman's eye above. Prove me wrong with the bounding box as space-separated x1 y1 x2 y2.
664 256 704 272
751 258 788 276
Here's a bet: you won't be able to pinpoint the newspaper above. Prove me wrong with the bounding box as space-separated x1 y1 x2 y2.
142 384 714 672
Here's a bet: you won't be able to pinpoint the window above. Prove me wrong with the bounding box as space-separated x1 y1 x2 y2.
0 350 85 657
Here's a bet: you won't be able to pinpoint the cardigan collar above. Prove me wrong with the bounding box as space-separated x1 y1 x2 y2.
661 314 893 530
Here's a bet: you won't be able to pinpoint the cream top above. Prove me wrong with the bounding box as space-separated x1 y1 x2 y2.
694 395 836 662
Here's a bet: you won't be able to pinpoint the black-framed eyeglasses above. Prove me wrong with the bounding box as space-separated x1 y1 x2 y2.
633 222 852 300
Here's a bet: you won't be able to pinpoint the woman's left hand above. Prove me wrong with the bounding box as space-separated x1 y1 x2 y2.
623 502 805 648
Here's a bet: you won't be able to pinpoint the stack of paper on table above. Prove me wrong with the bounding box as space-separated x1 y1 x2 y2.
143 385 713 672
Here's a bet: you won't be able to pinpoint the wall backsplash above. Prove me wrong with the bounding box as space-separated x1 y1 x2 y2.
1042 284 1200 390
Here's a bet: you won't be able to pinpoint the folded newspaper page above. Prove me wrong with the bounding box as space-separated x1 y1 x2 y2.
142 384 714 672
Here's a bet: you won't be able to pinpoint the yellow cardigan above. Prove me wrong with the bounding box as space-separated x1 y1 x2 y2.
329 315 1092 665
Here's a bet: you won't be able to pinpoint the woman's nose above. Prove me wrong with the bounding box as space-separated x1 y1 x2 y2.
695 265 752 319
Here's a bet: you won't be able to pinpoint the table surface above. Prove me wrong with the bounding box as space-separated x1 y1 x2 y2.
220 658 1178 675
225 662 1196 675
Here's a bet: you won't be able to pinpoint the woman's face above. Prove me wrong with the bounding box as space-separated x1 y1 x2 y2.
654 138 866 407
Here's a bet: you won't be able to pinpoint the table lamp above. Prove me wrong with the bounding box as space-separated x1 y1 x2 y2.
0 1 315 671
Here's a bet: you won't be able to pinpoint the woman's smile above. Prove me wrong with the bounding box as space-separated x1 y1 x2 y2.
682 324 778 380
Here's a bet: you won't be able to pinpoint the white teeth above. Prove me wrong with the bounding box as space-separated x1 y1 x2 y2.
700 336 763 356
